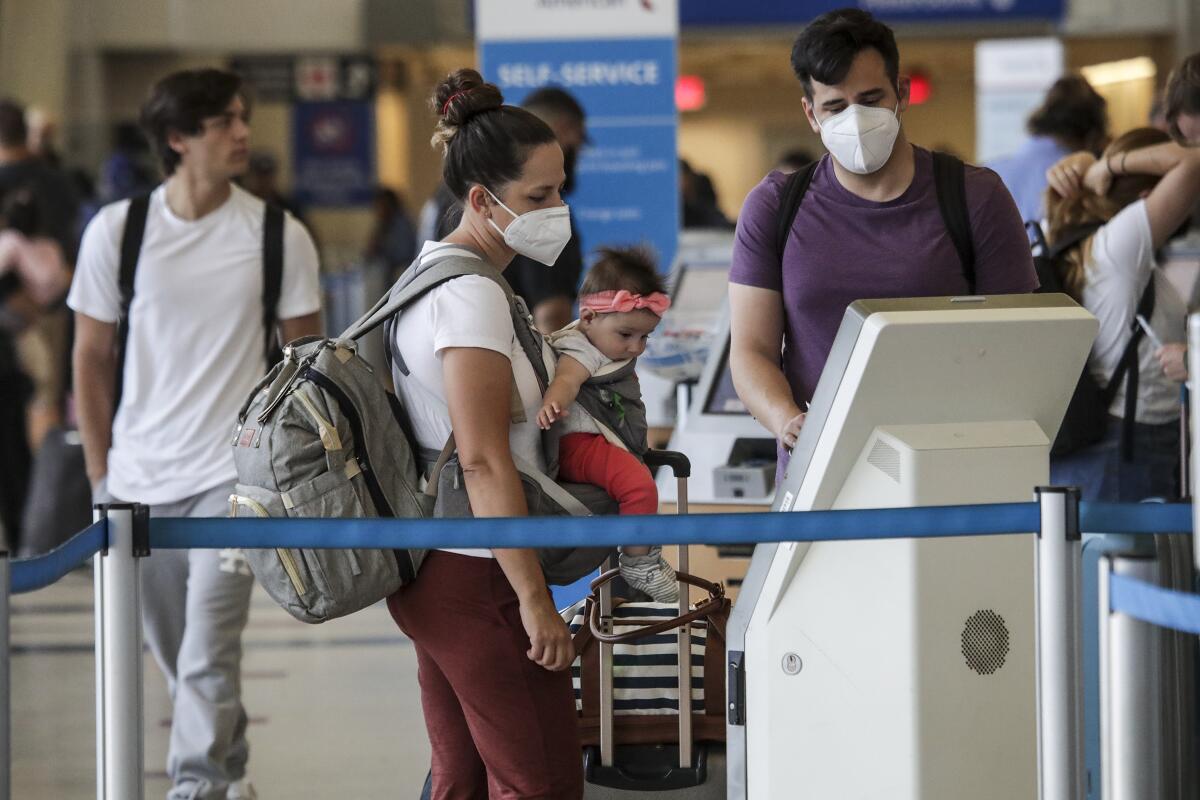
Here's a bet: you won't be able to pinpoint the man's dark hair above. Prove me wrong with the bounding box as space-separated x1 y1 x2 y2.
1027 76 1108 152
790 8 900 99
1165 52 1200 144
0 99 28 149
579 246 665 298
139 69 244 176
522 86 586 124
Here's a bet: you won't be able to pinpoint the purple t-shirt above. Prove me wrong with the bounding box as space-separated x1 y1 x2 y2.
729 146 1038 473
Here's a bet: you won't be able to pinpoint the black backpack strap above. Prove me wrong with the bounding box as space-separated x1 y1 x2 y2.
262 204 285 368
114 193 152 418
1101 280 1156 462
931 152 976 293
775 162 819 263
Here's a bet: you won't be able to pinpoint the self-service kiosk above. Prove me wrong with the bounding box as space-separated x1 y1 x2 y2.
656 307 777 506
639 230 734 428
726 295 1097 799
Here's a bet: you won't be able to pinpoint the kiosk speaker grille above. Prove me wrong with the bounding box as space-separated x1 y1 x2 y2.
867 438 901 482
961 609 1010 675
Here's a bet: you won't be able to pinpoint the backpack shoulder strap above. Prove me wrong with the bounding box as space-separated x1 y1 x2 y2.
931 152 976 293
262 203 285 367
1103 279 1157 460
350 250 510 344
114 193 152 417
775 162 819 262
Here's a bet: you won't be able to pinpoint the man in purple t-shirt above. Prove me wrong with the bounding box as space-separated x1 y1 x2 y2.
729 8 1038 478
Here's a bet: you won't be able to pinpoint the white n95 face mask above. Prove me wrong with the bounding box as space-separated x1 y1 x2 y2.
485 188 572 267
816 103 901 175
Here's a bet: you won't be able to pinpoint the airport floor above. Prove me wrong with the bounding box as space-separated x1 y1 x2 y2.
11 567 431 799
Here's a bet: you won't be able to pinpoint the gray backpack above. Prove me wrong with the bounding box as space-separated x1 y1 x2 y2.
227 254 494 623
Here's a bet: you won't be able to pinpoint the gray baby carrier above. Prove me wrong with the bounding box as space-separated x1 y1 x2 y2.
383 248 647 585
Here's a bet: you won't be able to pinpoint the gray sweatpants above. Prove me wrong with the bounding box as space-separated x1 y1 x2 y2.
98 479 254 800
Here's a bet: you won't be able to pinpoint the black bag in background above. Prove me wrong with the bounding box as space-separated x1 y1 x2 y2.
0 330 30 552
1029 221 1152 458
18 426 92 558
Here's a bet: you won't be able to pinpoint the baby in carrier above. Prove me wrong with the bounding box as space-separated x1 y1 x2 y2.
536 246 678 602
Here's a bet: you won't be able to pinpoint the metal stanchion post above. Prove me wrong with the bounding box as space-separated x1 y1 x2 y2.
676 473 691 770
94 504 146 800
1 527 10 800
1099 554 1161 799
1034 486 1084 800
599 554 615 768
1189 314 1200 570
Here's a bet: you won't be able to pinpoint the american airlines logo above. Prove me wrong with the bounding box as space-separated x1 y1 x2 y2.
536 0 655 10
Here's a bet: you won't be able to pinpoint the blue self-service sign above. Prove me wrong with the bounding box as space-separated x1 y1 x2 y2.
476 0 678 274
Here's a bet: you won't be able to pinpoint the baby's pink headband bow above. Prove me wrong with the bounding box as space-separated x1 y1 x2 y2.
579 289 671 317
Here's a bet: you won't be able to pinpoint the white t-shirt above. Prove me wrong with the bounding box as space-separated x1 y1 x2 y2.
1082 200 1187 425
389 241 555 558
67 184 321 504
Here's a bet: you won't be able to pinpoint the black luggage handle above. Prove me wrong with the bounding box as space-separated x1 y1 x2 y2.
644 449 691 479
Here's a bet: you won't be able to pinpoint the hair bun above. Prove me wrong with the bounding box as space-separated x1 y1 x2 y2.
430 68 504 153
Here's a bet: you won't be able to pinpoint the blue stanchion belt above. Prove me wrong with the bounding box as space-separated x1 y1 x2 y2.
149 502 1044 550
1081 502 1192 535
1109 573 1200 636
6 501 1193 593
10 520 107 594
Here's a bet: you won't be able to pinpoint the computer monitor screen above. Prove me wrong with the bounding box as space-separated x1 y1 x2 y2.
701 343 746 415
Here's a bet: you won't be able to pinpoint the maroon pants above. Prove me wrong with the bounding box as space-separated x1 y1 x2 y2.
557 433 658 516
388 551 583 800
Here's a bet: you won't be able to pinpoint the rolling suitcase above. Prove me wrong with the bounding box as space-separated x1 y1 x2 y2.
576 453 729 798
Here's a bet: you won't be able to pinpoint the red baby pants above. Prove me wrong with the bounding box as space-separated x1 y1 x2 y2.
557 433 658 515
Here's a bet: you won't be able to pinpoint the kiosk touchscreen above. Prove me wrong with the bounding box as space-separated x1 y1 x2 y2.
657 307 777 505
639 230 734 427
726 295 1097 800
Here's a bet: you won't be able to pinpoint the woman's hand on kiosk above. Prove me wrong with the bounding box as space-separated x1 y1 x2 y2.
520 594 575 671
779 411 807 453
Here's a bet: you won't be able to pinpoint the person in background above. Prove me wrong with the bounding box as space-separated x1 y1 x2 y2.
1165 52 1200 147
240 151 307 222
70 68 322 800
99 122 159 206
776 147 817 174
680 158 732 228
987 75 1109 224
0 99 80 261
0 184 69 550
729 8 1037 487
418 85 590 334
0 188 72 453
366 186 418 282
1126 51 1200 386
1044 128 1200 500
25 107 62 168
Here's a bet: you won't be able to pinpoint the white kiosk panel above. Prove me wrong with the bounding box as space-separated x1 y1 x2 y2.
729 295 1097 800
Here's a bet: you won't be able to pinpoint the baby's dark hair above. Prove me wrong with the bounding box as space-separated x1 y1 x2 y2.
579 246 666 298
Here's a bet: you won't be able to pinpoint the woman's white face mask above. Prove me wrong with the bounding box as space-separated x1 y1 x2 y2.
816 102 901 175
485 188 572 267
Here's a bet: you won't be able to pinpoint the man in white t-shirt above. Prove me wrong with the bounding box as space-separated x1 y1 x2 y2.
69 69 321 800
